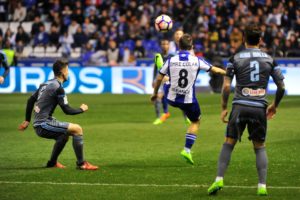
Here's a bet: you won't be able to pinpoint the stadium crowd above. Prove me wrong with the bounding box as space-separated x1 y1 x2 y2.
0 0 299 66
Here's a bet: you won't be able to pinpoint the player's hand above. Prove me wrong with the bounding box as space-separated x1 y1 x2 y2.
221 109 228 123
151 94 158 103
80 104 88 112
18 121 30 131
266 103 276 120
0 76 4 84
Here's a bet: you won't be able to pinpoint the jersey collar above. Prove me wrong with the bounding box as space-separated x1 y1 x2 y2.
179 50 191 54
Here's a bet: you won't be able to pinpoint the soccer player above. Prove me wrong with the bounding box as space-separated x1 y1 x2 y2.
0 51 9 85
152 39 172 125
18 59 98 170
169 28 184 55
151 34 226 165
207 23 285 196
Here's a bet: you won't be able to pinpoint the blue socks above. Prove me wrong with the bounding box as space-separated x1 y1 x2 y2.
162 95 168 113
184 133 197 153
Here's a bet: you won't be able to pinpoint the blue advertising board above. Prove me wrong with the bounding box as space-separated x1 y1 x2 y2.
0 66 300 95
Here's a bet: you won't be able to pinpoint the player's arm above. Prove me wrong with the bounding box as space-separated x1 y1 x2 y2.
210 66 226 75
0 54 10 84
220 58 235 123
18 89 39 131
267 64 285 120
151 73 164 102
56 87 87 115
151 58 168 102
199 58 226 75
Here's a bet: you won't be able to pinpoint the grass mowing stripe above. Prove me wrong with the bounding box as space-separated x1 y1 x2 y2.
0 181 299 189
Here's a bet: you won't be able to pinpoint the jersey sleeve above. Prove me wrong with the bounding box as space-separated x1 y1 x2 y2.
25 88 39 122
159 58 170 75
225 56 235 79
198 58 212 72
271 60 285 83
56 87 83 115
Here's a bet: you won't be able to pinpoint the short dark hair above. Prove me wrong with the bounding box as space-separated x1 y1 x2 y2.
53 59 68 76
244 23 261 45
179 34 193 50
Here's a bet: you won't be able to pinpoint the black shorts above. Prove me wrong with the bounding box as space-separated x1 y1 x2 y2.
167 100 201 122
226 104 267 142
34 119 69 140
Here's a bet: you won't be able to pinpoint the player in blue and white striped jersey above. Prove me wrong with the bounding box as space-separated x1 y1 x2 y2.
151 34 226 165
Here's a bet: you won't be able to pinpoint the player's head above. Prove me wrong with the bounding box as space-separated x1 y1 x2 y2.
173 28 184 45
244 23 261 46
179 34 193 51
53 59 69 82
160 39 170 53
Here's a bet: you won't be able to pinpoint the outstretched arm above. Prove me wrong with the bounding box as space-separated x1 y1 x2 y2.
0 58 9 84
210 66 226 76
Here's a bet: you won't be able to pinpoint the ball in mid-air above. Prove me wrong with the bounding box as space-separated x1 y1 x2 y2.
155 14 173 32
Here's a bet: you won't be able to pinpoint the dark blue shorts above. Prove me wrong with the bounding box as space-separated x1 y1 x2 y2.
167 100 201 122
226 104 267 142
34 119 69 140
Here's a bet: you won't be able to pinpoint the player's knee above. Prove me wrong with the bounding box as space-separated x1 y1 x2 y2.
225 137 237 145
75 125 83 135
253 140 265 149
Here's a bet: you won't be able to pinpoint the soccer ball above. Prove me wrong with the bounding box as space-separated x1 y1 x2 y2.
155 14 173 32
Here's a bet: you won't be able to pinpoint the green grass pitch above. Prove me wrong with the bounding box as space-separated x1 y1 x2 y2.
0 93 299 200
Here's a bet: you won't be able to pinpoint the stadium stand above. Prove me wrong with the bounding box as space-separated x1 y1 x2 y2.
0 0 299 66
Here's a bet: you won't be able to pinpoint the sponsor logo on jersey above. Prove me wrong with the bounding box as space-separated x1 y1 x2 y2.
242 88 266 96
171 88 190 95
34 106 40 113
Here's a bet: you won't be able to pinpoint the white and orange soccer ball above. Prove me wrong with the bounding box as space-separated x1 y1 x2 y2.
155 14 173 32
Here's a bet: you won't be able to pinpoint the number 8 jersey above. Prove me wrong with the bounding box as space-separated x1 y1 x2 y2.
159 51 212 104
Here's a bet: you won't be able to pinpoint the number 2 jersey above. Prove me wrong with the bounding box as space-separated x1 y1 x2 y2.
159 51 212 104
226 48 284 108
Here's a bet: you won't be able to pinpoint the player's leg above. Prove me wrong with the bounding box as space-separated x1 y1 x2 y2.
36 121 70 168
248 107 268 196
253 140 268 196
67 123 98 170
180 102 201 165
153 92 163 125
208 105 246 195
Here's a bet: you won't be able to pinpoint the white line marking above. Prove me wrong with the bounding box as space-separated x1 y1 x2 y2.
0 181 299 190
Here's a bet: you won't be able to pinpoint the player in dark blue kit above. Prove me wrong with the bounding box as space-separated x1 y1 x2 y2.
0 51 9 85
18 59 98 170
208 23 285 196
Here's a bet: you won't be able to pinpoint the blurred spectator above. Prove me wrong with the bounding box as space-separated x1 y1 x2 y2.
4 28 15 46
68 20 79 36
95 35 108 52
15 26 30 46
59 31 74 57
72 26 88 48
34 25 49 47
107 40 120 66
13 2 27 22
48 24 60 47
2 40 17 66
82 17 96 38
31 15 44 37
71 8 84 24
133 39 145 59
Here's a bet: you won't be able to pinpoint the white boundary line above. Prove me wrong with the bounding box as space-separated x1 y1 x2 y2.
0 181 299 190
